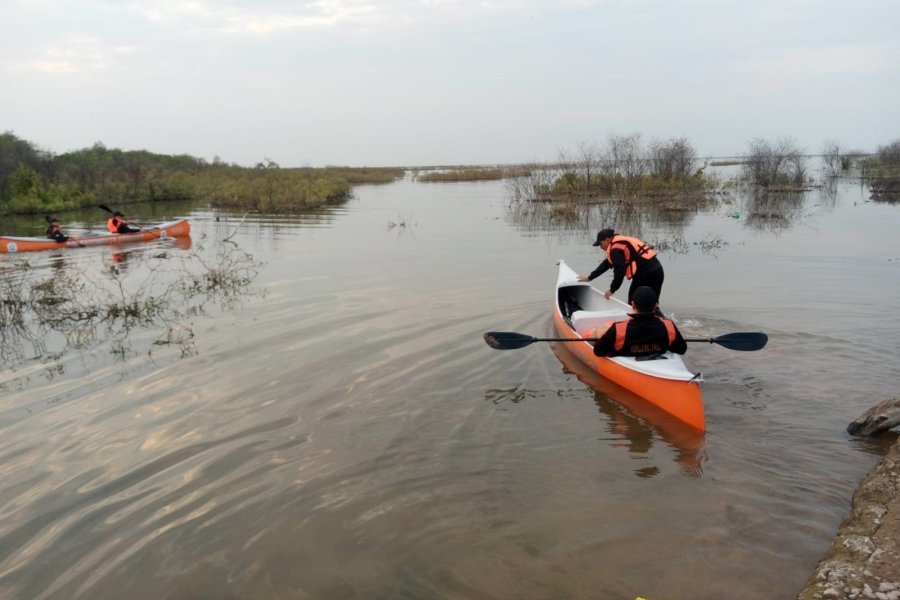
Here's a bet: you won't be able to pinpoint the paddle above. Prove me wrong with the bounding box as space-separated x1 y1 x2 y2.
483 331 768 351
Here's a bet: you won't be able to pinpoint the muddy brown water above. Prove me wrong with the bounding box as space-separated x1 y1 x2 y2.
1 173 899 599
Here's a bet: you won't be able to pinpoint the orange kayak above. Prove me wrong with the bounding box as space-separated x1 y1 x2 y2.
554 259 705 431
1 220 190 253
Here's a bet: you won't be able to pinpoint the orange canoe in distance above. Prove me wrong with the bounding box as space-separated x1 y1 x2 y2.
1 220 191 253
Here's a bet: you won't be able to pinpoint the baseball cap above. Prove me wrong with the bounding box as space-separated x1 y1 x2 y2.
591 228 615 246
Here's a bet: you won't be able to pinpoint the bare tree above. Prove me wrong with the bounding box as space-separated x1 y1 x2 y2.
555 148 579 193
822 139 843 177
742 136 806 189
575 141 602 189
648 137 697 180
606 133 644 189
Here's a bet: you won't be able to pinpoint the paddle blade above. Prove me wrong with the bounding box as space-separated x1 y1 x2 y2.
711 332 768 351
484 332 537 350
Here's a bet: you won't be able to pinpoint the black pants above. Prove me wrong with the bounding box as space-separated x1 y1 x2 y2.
627 259 664 304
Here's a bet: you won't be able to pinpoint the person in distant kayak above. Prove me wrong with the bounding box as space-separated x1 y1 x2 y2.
107 211 140 234
578 228 665 304
591 286 687 358
45 217 69 243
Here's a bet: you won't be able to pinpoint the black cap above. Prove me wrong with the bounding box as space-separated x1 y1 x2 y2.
114 211 124 217
591 228 615 246
632 286 658 312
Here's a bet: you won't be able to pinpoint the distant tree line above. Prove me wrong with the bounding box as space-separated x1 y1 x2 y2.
417 166 532 182
0 132 404 215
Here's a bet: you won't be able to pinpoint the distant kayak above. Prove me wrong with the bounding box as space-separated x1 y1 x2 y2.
0 220 190 253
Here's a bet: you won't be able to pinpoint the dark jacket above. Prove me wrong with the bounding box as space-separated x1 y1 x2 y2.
46 224 68 243
592 313 687 357
588 247 661 294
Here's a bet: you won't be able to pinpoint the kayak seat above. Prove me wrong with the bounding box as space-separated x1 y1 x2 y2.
571 310 628 336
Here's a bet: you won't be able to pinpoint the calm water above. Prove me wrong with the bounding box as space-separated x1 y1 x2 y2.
1 173 899 599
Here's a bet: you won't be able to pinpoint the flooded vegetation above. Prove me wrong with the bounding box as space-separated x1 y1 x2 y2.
0 236 262 392
504 134 900 251
863 140 900 203
506 136 716 204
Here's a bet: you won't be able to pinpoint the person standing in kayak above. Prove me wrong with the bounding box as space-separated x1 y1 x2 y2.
591 286 686 358
578 228 665 304
107 212 140 234
45 217 69 243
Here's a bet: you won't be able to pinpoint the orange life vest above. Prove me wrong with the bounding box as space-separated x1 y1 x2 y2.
107 217 122 233
583 320 616 341
607 235 656 279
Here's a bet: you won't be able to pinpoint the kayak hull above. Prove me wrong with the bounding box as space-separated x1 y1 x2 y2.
553 260 705 431
1 220 190 253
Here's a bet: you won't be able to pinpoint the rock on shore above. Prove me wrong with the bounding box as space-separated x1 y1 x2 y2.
797 439 900 600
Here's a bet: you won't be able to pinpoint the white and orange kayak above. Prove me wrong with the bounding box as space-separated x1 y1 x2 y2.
1 220 190 253
553 259 705 431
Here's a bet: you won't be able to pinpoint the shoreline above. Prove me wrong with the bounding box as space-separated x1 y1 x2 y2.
797 437 900 599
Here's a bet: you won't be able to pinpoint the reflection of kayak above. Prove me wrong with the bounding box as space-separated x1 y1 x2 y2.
551 341 706 476
554 260 705 431
1 220 190 253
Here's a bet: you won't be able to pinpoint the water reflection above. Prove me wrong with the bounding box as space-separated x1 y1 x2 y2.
869 179 900 204
550 342 707 478
0 237 261 390
739 190 809 232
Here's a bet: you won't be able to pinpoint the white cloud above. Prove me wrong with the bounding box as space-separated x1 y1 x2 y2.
18 35 138 75
121 0 543 35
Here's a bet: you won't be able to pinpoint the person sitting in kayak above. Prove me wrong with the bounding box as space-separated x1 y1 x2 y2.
578 228 665 305
591 286 687 358
45 217 69 243
107 212 140 234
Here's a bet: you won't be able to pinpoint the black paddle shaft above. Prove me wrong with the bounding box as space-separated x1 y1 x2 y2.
484 331 767 351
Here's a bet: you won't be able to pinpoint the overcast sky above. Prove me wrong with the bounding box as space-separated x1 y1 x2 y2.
2 0 898 167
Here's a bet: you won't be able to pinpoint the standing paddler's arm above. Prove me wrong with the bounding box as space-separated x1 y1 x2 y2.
607 248 627 294
586 260 611 281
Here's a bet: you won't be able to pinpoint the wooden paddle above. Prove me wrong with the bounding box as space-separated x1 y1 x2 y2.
483 331 768 351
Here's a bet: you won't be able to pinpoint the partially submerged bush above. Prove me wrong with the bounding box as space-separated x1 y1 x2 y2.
742 137 807 190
